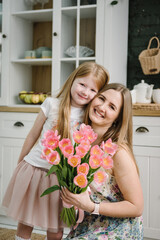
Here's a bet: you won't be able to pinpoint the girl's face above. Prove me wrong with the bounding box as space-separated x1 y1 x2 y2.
71 73 98 108
89 89 123 130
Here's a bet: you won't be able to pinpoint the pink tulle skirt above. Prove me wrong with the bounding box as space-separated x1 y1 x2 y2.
2 160 63 232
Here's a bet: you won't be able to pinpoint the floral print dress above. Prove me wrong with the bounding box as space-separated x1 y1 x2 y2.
64 170 143 240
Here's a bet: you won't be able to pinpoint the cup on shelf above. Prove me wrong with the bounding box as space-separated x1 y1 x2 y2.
130 89 136 104
42 50 52 58
152 89 160 104
24 50 36 59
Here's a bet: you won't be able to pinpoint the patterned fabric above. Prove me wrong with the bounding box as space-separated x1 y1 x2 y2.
64 170 143 240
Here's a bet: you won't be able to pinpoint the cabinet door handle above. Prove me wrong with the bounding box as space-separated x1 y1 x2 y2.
53 32 57 36
2 34 7 38
14 121 24 127
135 126 149 133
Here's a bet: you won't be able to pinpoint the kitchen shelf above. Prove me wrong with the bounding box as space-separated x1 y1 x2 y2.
12 58 52 66
12 9 53 22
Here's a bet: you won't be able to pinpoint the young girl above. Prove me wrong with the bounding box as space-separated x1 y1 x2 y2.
2 62 109 240
61 83 144 239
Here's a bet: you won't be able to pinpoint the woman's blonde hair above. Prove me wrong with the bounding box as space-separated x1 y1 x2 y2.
84 83 139 173
56 62 110 139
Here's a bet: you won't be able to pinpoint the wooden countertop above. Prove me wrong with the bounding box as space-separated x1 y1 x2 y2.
132 103 160 116
0 104 160 116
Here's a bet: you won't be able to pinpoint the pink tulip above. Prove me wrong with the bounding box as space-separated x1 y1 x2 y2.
89 155 102 169
44 129 60 139
42 147 52 158
94 171 108 184
68 155 81 167
101 138 118 156
90 145 104 157
59 138 72 151
43 136 59 150
61 145 74 158
46 151 60 165
77 163 89 175
73 130 84 144
84 129 98 144
101 155 113 169
79 123 92 132
76 144 89 158
74 173 88 188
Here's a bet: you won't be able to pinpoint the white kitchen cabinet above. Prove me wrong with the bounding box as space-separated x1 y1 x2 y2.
0 0 129 106
0 112 37 216
0 138 24 215
0 0 103 106
133 116 160 240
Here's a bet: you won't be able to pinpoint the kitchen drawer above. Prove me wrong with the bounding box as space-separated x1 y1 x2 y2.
0 112 37 138
133 116 160 147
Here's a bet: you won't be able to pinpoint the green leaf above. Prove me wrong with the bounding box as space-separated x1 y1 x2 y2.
60 207 76 227
40 185 60 197
68 167 73 183
46 165 59 176
81 186 88 193
62 165 68 179
56 170 62 184
59 180 68 188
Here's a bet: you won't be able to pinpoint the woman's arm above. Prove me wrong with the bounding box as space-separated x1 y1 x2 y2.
99 147 144 217
17 110 46 164
61 147 144 218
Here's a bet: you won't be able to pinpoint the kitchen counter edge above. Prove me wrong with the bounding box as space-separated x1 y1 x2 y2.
0 104 160 116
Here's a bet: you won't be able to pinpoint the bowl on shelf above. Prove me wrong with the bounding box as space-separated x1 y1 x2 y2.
19 91 50 104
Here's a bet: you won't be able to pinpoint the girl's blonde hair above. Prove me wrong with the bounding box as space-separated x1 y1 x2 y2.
84 83 139 173
56 62 110 140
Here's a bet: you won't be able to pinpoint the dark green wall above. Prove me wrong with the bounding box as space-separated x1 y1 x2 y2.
127 0 160 90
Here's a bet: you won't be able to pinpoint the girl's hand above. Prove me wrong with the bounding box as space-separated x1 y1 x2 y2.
61 187 95 213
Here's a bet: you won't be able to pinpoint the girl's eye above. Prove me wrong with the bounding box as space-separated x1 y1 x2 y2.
91 89 97 93
80 83 85 87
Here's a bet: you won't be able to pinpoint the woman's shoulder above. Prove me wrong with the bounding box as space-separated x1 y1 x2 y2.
113 144 136 175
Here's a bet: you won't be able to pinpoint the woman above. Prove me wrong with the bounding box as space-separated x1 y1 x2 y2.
61 83 144 240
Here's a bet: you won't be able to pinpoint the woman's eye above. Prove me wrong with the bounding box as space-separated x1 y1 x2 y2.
110 105 115 110
80 83 85 86
98 96 104 101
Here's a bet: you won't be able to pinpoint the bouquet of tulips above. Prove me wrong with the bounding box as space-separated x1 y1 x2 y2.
41 124 117 227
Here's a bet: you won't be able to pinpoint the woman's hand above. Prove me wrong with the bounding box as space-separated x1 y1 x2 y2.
61 187 95 213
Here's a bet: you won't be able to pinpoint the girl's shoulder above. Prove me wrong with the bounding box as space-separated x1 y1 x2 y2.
41 96 60 109
41 97 60 118
45 96 60 104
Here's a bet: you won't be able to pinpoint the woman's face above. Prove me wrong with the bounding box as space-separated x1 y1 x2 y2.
89 89 123 129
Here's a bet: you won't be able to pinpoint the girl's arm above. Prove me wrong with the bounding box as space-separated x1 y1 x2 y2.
61 147 144 218
17 110 46 164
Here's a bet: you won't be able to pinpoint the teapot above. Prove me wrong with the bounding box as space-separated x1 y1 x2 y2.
133 80 154 103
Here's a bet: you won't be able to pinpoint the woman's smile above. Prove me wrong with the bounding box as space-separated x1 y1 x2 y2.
89 89 123 129
94 108 104 118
